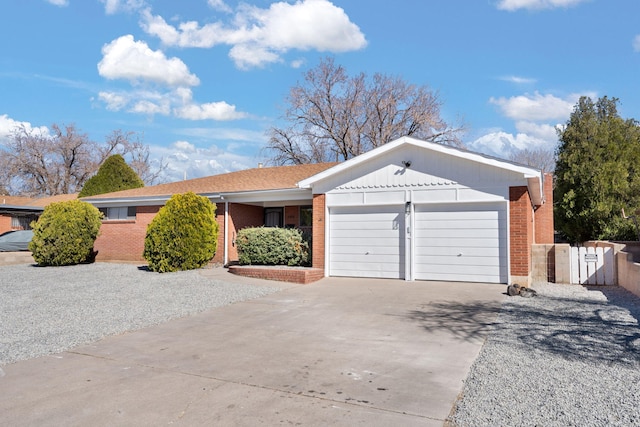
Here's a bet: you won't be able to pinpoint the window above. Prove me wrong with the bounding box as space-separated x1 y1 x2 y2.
11 215 37 230
300 206 313 227
99 206 136 220
264 207 283 227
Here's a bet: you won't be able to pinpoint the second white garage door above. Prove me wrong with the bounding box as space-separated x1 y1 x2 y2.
414 203 507 283
329 205 405 279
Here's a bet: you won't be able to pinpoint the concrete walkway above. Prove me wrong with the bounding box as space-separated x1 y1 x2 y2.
0 271 505 426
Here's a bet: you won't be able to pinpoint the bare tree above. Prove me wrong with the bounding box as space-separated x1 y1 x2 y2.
509 146 556 172
266 57 463 165
0 124 167 196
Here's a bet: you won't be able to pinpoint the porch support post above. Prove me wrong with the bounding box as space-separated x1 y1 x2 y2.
223 201 229 266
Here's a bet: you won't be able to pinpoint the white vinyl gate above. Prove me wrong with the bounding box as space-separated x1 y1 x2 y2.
570 246 615 285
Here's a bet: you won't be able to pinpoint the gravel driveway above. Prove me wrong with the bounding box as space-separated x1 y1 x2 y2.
0 263 281 366
449 282 640 427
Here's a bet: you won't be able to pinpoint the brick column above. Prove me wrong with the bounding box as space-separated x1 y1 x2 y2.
534 172 554 244
312 194 326 271
510 186 533 285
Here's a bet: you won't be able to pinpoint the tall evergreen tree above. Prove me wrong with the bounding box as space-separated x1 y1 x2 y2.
78 154 144 197
555 96 640 243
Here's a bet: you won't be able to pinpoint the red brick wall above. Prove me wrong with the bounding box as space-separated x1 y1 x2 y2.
312 194 326 270
94 206 160 262
284 205 299 228
0 215 11 234
225 203 264 263
509 186 533 277
534 173 554 244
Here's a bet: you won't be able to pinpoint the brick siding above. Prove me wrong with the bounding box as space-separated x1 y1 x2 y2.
224 203 265 264
509 186 534 277
312 194 326 270
534 172 554 244
94 205 160 262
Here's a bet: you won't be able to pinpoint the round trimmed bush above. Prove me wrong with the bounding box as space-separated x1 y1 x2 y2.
143 192 218 273
29 199 102 266
236 227 309 266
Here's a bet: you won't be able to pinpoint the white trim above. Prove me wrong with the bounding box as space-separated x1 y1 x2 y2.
324 201 330 278
223 201 229 266
298 136 545 205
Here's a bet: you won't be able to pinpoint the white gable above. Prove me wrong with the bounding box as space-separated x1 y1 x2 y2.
298 136 544 206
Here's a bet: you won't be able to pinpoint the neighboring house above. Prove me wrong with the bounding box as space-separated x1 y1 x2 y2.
83 136 553 285
0 194 78 234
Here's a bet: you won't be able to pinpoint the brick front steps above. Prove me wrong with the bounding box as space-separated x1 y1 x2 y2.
228 265 324 284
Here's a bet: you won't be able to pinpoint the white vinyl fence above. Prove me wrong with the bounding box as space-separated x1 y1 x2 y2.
570 246 615 285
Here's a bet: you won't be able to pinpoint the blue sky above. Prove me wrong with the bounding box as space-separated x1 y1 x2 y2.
1 0 639 182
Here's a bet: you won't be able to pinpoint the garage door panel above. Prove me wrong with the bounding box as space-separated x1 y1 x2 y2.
418 228 502 239
331 236 402 247
330 229 401 239
418 266 502 278
331 246 402 261
414 203 507 283
415 256 503 269
331 220 402 230
418 237 505 249
416 246 502 258
329 205 405 279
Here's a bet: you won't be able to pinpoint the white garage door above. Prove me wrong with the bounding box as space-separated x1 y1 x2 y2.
414 203 507 283
329 205 405 279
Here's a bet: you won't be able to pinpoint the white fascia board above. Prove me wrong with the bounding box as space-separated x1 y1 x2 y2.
0 204 44 211
220 188 312 204
84 193 220 208
86 189 312 208
298 136 543 188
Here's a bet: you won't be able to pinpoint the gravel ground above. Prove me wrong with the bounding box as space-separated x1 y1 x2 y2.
449 282 640 427
0 263 281 366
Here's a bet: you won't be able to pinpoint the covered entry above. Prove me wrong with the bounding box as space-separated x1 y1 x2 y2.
329 205 405 279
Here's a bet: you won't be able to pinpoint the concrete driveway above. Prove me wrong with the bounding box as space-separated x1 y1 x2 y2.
0 270 505 426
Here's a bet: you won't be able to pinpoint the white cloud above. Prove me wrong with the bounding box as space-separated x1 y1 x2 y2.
633 35 640 52
490 92 579 121
98 35 200 87
514 121 559 141
97 87 247 121
150 139 255 181
97 91 129 111
499 75 537 84
45 0 69 6
175 101 247 121
208 0 232 13
0 115 49 141
139 0 367 69
100 0 146 15
496 0 588 11
467 130 550 158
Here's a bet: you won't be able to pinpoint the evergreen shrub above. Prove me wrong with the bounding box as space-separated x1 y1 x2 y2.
143 192 218 273
79 154 144 197
29 199 102 266
236 227 309 266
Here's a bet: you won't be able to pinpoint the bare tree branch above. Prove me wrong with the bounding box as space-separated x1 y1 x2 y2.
266 57 463 164
0 124 167 196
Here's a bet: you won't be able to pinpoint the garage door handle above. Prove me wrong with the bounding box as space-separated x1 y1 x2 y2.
458 253 463 257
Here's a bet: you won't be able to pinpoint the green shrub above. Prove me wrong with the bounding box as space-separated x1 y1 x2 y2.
29 200 102 266
79 154 144 197
236 227 309 266
143 192 218 273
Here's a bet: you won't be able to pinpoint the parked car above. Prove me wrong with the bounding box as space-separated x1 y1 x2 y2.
0 230 34 252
